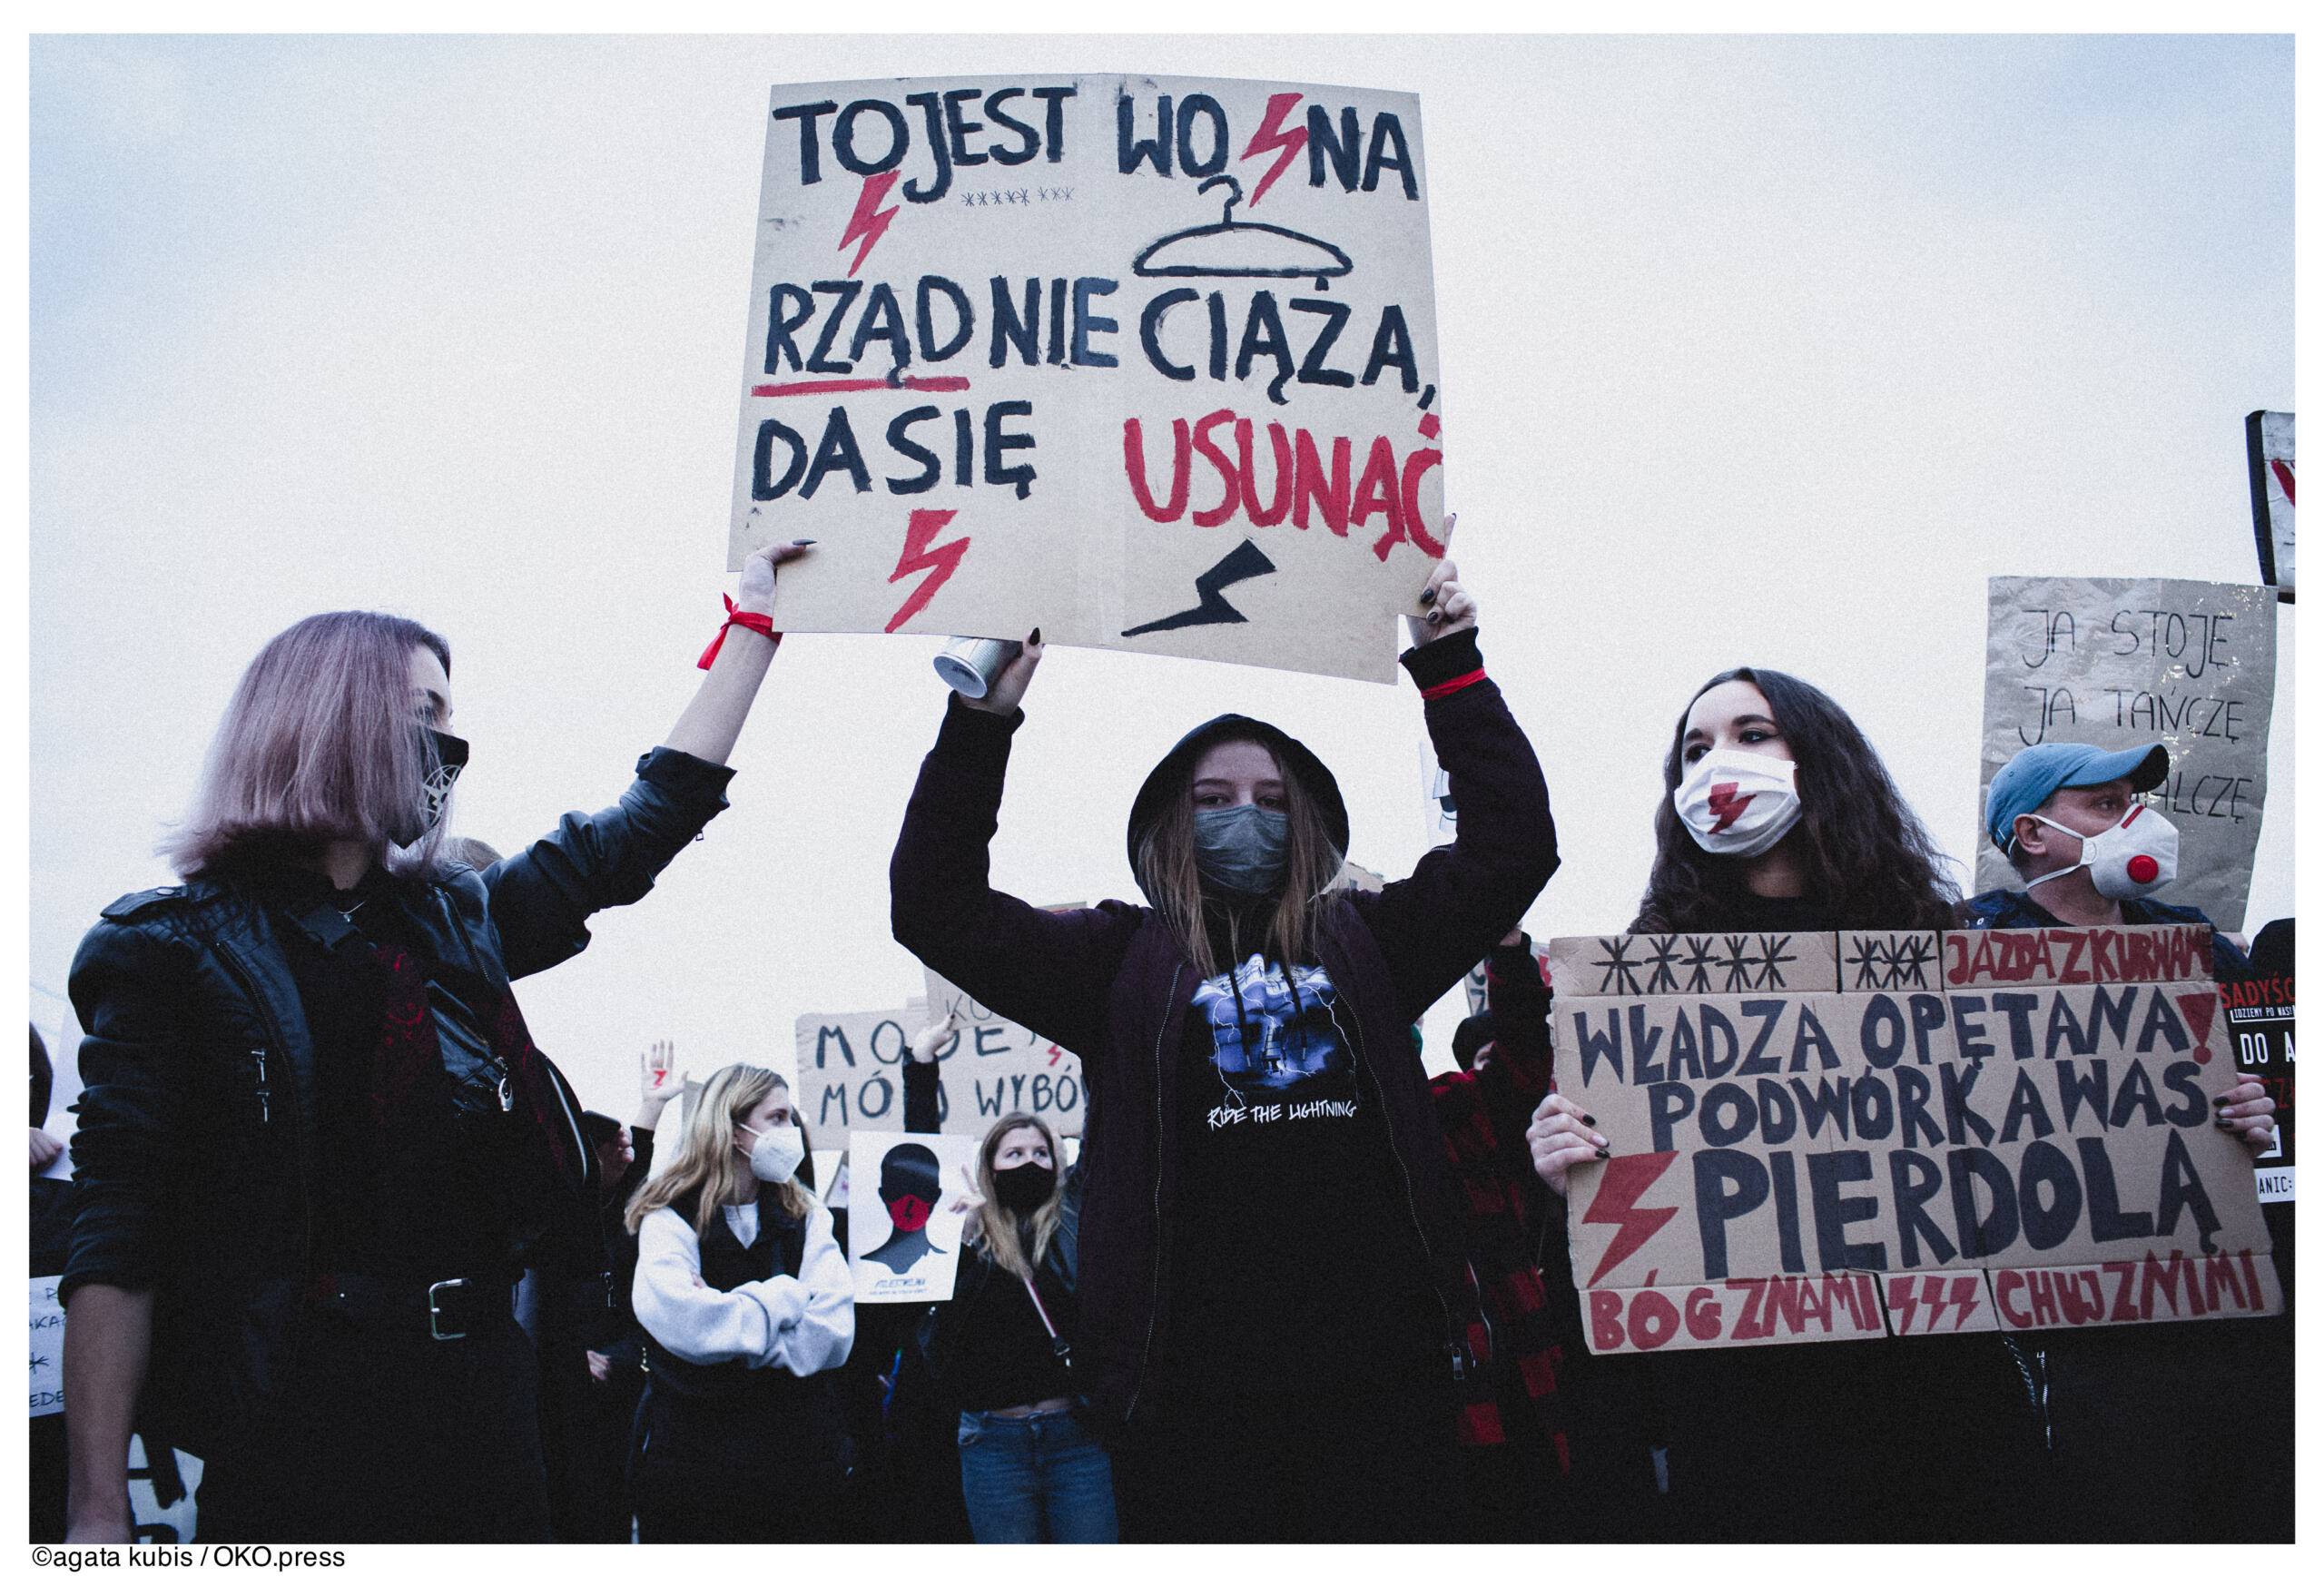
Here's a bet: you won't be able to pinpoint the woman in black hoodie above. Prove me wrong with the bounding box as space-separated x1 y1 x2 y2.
891 555 1555 1542
1528 667 2045 1541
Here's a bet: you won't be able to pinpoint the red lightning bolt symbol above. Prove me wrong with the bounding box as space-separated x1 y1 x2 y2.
1886 1276 1922 1333
1236 91 1306 207
839 171 901 278
1705 782 1756 833
2270 458 2294 506
1946 1276 1982 1330
1581 1150 1680 1287
885 508 970 633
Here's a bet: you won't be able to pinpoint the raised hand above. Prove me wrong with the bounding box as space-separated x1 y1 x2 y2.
960 628 1044 715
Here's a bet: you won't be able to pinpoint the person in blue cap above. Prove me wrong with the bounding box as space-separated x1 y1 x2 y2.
1959 738 2281 1543
1960 740 2262 984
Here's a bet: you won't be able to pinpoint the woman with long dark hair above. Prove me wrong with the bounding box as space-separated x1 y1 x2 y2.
1529 666 2041 1541
1630 666 1959 934
891 549 1558 1542
625 1063 852 1543
60 540 808 1543
913 1111 1114 1543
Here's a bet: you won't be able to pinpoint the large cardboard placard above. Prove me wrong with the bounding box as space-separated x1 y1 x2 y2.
793 996 1085 1156
1977 576 2278 932
922 967 1088 1139
729 74 1444 682
847 1130 979 1304
1555 930 2279 1354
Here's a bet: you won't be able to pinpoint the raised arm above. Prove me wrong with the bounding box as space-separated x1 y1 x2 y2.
1472 930 1555 1153
890 640 1138 1060
480 542 808 979
1357 561 1559 1023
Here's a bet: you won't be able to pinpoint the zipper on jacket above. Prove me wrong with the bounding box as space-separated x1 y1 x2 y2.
1125 961 1183 1429
247 1048 271 1126
206 926 313 1280
1336 963 1462 1383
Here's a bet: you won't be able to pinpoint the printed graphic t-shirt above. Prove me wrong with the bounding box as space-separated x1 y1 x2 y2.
1159 949 1443 1407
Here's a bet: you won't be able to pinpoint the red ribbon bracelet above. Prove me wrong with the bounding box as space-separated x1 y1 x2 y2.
697 596 781 670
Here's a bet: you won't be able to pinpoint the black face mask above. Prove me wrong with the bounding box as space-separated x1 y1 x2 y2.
419 727 469 835
992 1160 1056 1212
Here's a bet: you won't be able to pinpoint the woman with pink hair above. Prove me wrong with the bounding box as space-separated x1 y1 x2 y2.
59 541 809 1543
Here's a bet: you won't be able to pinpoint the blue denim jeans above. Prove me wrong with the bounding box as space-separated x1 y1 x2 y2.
956 1407 1119 1543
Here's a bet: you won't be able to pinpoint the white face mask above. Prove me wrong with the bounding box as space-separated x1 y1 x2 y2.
739 1121 804 1184
2024 805 2179 901
1673 749 1804 858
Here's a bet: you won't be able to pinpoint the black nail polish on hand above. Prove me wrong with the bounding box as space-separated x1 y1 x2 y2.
793 538 816 546
1419 586 1437 606
1028 627 1040 645
1582 1114 1596 1126
1595 1145 1612 1159
2215 1117 2239 1129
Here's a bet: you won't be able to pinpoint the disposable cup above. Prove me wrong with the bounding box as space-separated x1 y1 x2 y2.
932 636 1023 699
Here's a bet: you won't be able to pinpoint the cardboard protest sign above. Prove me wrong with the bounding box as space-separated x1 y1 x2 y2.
847 1130 979 1304
2243 410 2293 597
1554 929 2279 1355
1977 577 2278 932
794 1008 920 1154
29 1275 64 1416
729 75 1444 682
1542 931 1843 998
921 968 1088 1139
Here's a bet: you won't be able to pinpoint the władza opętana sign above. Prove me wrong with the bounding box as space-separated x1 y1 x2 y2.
728 74 1445 682
1543 927 2279 1354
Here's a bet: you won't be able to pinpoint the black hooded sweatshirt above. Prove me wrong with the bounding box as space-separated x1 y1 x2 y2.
891 628 1557 1434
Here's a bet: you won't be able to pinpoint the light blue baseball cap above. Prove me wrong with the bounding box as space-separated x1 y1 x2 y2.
1985 742 2171 853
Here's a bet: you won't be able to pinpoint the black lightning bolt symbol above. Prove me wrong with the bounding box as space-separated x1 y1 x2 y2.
1122 540 1278 638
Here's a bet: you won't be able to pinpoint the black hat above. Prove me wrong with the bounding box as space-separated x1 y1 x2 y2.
1125 715 1350 899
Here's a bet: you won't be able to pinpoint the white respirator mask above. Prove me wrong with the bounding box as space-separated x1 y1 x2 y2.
1672 749 1805 858
741 1123 805 1185
2024 804 2179 901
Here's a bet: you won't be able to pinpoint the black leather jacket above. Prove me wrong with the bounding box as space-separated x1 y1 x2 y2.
64 746 735 1456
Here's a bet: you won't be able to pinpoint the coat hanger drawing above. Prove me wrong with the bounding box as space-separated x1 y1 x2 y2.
1131 175 1355 291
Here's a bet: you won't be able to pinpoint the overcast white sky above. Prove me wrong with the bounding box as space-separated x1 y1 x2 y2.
27 33 2294 1119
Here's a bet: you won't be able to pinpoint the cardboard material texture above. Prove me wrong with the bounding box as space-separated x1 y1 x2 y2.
1975 576 2277 932
922 967 1088 1139
1553 928 2279 1352
1542 931 1840 999
1940 924 2213 989
794 1008 921 1153
729 75 1445 683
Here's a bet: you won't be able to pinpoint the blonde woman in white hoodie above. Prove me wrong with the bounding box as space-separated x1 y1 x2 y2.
626 1064 854 1542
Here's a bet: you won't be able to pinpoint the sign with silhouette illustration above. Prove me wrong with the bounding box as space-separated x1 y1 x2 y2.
729 74 1443 681
1551 928 2280 1353
847 1129 979 1303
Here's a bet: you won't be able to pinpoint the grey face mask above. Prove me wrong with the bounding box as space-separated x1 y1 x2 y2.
1194 804 1290 898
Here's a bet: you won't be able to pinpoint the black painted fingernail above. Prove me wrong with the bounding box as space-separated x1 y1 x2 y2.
1419 586 1438 606
1595 1145 1612 1159
1426 609 1444 624
1582 1114 1596 1126
793 537 816 546
2212 1094 2232 1107
1029 626 1040 644
2215 1117 2238 1129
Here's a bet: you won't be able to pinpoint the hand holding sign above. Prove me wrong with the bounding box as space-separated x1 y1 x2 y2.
960 628 1043 716
1525 1090 1610 1199
2217 1075 2279 1152
1404 517 1470 646
734 531 817 618
910 1010 960 1065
